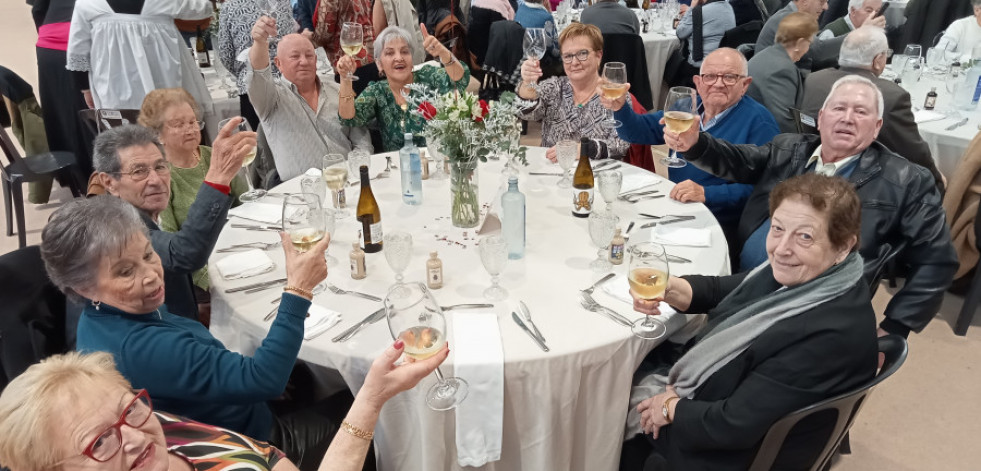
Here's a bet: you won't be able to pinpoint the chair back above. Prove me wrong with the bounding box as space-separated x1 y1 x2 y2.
95 109 141 133
0 125 40 182
748 335 908 471
482 20 525 91
601 34 654 111
737 43 756 61
790 108 817 134
720 20 763 50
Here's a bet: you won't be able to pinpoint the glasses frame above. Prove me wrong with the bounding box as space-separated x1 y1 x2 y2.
113 161 171 182
82 389 154 463
698 73 745 86
561 49 592 64
164 119 205 131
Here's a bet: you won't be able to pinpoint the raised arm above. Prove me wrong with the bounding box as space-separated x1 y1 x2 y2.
664 125 776 185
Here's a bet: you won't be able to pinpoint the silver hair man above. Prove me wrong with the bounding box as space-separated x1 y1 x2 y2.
837 25 889 71
820 74 885 119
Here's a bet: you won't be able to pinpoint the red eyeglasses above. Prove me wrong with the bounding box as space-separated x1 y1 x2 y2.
81 389 154 462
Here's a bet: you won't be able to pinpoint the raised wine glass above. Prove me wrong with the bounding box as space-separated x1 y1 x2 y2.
628 242 669 339
555 139 578 188
478 234 508 301
601 62 628 129
282 193 326 253
340 22 364 80
384 231 413 295
385 282 468 411
596 169 622 213
261 0 282 44
661 86 697 169
219 118 266 203
587 211 617 271
522 28 548 92
322 153 351 219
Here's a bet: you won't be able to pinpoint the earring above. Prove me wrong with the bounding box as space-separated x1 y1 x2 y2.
92 300 101 310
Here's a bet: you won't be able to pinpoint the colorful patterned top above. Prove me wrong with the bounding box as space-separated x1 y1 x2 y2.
313 0 375 68
339 64 471 152
159 411 286 470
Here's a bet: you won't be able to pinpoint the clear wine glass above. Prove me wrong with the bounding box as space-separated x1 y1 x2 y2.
340 22 364 81
347 148 371 184
587 211 617 271
384 231 413 294
428 136 448 180
628 242 669 340
261 0 282 44
322 153 351 219
282 193 326 253
385 282 468 411
219 118 266 203
596 169 622 213
478 235 508 301
601 62 628 129
661 86 697 169
945 67 967 118
555 139 578 188
925 47 947 75
901 56 923 84
522 28 547 92
323 208 338 266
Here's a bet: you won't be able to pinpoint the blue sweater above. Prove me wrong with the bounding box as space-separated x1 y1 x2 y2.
613 95 779 226
76 293 311 441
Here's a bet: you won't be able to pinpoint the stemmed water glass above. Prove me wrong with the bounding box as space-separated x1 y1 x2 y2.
478 235 508 301
901 56 923 84
596 169 622 213
945 66 967 118
384 231 413 295
661 86 697 169
340 22 364 80
282 193 326 253
556 139 578 188
323 208 338 266
385 282 468 411
587 211 617 271
522 28 547 92
348 148 371 183
428 136 448 180
600 62 628 129
628 242 669 340
322 153 351 218
219 118 266 202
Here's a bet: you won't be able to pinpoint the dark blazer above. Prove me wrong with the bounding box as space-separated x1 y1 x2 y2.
657 271 878 470
747 44 803 133
800 66 944 189
143 184 231 320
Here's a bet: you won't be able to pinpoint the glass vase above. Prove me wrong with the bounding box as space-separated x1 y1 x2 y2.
450 161 480 228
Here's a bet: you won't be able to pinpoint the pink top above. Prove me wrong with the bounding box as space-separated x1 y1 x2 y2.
37 22 71 51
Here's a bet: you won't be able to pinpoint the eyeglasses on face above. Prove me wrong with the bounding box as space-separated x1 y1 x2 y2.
114 162 171 181
698 73 745 85
165 119 205 131
561 49 592 64
82 389 154 463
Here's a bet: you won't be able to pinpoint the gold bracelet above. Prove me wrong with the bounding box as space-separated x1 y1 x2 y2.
341 421 374 440
662 396 680 423
283 285 314 298
339 93 355 99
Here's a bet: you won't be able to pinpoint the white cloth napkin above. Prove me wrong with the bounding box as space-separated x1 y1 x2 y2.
228 201 295 225
215 249 275 280
913 109 947 124
453 312 504 467
652 226 711 247
304 304 342 340
620 172 660 194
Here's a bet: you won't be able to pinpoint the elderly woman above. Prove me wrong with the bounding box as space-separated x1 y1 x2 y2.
138 88 248 295
337 25 470 152
40 195 347 471
0 347 445 471
517 22 630 162
746 12 818 133
621 173 877 470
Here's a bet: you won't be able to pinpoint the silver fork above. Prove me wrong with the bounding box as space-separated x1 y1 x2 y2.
623 193 665 203
325 283 383 302
579 292 633 327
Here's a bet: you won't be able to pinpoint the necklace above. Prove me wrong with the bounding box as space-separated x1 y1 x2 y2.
172 148 201 169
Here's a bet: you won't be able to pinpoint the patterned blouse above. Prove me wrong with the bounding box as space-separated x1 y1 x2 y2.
313 0 375 68
217 0 296 95
340 64 471 152
516 76 630 159
159 411 286 470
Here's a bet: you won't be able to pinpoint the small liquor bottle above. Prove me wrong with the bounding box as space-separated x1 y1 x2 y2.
609 228 625 265
924 87 938 110
350 243 366 279
426 252 444 289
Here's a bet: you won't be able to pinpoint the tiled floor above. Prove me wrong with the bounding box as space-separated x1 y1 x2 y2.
3 2 980 469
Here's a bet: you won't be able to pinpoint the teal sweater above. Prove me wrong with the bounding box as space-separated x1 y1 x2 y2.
76 293 311 440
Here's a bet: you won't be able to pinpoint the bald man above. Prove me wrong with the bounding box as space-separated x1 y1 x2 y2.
247 16 372 182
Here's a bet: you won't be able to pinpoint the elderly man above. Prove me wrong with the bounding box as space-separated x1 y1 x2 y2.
801 26 944 189
602 48 779 248
91 121 255 320
818 0 882 38
248 16 372 182
665 74 958 338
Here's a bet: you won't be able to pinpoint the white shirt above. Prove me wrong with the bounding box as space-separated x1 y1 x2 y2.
807 145 860 176
938 16 981 54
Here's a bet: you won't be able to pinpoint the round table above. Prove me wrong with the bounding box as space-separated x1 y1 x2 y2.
208 148 729 471
640 29 682 110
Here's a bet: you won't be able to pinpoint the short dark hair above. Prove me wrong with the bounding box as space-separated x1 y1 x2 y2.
92 124 163 175
769 173 861 252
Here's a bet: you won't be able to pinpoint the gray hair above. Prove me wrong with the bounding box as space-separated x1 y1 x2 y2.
838 25 889 68
373 26 418 62
820 74 885 119
848 0 866 10
699 47 749 76
41 195 148 302
973 0 981 8
92 124 163 175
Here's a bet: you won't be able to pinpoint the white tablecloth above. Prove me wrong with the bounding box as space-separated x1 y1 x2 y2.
640 30 681 110
208 148 729 471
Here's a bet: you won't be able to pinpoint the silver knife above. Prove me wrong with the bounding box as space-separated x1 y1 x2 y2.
667 254 692 264
946 118 969 131
518 301 545 343
529 172 564 176
224 277 288 293
512 312 549 352
659 216 696 225
230 223 281 232
332 307 387 342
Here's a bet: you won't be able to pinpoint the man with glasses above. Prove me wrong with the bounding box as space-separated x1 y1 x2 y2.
91 121 256 321
600 48 779 250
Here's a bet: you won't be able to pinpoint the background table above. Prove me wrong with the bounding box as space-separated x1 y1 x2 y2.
209 149 730 471
640 29 681 110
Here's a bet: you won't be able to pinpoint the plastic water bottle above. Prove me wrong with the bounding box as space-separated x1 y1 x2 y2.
399 133 423 205
501 176 526 259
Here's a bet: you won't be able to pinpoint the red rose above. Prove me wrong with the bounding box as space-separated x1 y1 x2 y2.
418 101 437 120
475 100 490 122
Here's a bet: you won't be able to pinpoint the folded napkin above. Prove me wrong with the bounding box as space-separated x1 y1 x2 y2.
228 201 296 225
602 274 678 319
215 249 275 280
652 226 711 247
305 304 342 340
620 172 660 194
913 109 947 124
453 312 504 467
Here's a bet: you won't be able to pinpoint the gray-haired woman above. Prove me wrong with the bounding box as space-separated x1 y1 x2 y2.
39 195 356 471
336 25 470 152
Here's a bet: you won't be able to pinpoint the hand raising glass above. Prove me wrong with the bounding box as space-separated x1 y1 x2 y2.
661 86 697 169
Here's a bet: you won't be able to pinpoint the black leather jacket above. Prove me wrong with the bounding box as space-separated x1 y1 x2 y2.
685 132 958 336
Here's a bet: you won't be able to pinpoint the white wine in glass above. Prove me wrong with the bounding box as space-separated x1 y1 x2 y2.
601 62 627 128
628 242 669 339
323 153 351 219
340 22 364 80
282 194 326 253
219 117 267 202
661 86 697 168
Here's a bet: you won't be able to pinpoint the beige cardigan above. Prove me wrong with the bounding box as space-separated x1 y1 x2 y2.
942 131 981 280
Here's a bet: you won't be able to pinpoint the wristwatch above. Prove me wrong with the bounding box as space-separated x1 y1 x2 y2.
662 396 679 423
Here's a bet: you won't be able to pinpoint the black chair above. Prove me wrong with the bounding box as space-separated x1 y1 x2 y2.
791 108 818 135
954 202 981 336
737 43 757 61
602 34 654 111
0 126 83 248
94 108 141 133
748 335 909 471
719 20 763 50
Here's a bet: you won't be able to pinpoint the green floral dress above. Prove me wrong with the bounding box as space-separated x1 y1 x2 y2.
340 64 471 152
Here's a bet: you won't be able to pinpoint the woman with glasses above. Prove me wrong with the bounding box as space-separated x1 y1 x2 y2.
517 22 629 161
137 88 248 303
0 348 446 471
746 12 819 133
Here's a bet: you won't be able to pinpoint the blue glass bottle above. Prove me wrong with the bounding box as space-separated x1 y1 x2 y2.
501 176 526 259
399 133 423 205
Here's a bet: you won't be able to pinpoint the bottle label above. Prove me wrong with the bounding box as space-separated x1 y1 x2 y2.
428 267 443 287
359 221 383 248
924 94 937 110
610 243 624 263
572 188 594 215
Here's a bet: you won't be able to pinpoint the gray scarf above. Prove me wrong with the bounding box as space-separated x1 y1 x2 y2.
625 252 864 438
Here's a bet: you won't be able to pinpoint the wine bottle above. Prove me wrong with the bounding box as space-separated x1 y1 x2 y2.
357 165 383 253
501 176 526 259
399 133 423 205
571 137 594 218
